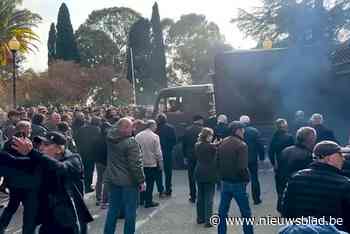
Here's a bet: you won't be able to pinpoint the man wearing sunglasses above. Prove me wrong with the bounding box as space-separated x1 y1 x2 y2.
281 141 350 232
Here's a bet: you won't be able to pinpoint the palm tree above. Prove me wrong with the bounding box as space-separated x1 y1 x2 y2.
0 0 41 65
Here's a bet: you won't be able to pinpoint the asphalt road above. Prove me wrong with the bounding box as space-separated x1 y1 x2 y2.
1 162 284 234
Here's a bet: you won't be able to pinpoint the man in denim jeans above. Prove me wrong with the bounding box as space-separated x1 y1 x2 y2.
103 118 146 234
217 121 254 234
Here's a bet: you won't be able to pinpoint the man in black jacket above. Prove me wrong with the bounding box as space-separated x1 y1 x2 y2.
290 110 308 136
75 118 102 193
341 148 350 178
156 113 177 196
1 110 21 140
0 120 40 234
183 115 204 203
277 126 316 212
281 141 350 232
268 119 294 212
310 113 337 143
45 112 61 132
240 115 265 205
31 114 47 139
12 131 93 234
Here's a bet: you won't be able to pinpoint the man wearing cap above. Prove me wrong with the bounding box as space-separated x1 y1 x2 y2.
217 121 254 234
183 115 204 203
281 141 350 232
10 131 93 234
240 115 265 205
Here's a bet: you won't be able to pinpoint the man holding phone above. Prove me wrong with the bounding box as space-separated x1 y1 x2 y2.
0 120 41 234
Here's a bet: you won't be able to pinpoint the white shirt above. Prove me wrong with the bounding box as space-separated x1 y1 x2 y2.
135 128 163 168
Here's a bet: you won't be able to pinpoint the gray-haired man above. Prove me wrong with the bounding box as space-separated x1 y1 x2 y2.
136 120 163 208
277 127 317 212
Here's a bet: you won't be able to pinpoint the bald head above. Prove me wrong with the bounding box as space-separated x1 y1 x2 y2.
146 119 157 132
116 117 133 137
295 110 305 120
16 120 31 130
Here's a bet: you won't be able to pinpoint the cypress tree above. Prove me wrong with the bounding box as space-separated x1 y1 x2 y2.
150 2 167 89
47 23 56 65
56 3 80 62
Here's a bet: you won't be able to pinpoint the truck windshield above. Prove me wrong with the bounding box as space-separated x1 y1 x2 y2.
158 96 184 113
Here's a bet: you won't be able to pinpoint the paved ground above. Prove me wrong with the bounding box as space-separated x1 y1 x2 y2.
1 162 285 234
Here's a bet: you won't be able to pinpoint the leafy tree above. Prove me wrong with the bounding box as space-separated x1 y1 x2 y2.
166 14 231 84
20 61 96 105
150 2 167 89
87 65 116 105
0 0 41 65
75 7 141 104
76 7 141 71
56 3 80 62
232 0 350 47
75 26 117 68
0 62 131 106
47 23 56 65
90 67 132 106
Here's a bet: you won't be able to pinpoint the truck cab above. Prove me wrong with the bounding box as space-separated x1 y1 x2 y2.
153 84 215 135
153 84 215 169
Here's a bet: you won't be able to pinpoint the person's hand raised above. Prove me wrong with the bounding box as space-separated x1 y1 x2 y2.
11 137 33 156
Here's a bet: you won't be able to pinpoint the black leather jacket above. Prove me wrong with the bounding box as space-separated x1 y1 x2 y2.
282 162 350 232
28 150 93 231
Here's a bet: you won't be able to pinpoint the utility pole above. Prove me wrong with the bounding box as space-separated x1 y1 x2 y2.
130 47 137 105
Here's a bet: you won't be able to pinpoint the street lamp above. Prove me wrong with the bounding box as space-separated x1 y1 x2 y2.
8 36 20 109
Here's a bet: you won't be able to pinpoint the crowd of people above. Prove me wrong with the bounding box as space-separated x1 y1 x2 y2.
181 110 350 234
0 105 349 234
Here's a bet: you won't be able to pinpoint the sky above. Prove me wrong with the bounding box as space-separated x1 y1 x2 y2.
22 0 261 72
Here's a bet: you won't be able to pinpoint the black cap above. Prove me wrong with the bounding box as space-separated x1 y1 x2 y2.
229 121 245 133
313 141 345 159
34 131 67 146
